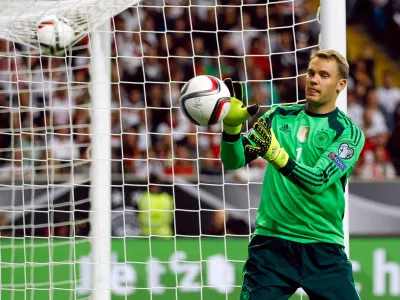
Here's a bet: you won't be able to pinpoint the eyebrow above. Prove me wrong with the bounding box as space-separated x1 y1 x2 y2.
307 68 331 76
319 70 330 76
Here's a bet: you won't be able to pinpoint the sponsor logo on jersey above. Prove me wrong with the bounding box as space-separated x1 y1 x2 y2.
329 152 346 170
279 124 290 132
313 130 330 148
297 126 310 143
338 142 354 159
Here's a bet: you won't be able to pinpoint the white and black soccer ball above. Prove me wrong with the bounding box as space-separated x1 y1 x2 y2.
179 75 231 126
37 15 76 55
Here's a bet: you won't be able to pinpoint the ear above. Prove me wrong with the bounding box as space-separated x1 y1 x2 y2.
337 78 346 93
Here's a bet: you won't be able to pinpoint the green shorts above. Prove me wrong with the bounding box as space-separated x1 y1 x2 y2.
240 235 359 300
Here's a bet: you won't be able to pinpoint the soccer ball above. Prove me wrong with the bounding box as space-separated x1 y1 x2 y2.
37 15 76 55
179 75 231 126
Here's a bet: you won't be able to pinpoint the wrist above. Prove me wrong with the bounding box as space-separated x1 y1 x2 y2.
277 157 296 176
223 122 242 135
222 131 241 142
269 148 289 169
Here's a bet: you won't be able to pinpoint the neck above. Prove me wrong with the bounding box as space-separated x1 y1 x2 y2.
306 101 337 115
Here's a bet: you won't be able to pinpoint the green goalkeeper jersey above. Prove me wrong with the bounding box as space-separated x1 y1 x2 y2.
220 104 365 246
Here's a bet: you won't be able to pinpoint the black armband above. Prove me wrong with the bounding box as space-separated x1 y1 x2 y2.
222 131 241 142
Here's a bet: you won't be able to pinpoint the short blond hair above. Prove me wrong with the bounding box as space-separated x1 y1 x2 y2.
310 49 349 79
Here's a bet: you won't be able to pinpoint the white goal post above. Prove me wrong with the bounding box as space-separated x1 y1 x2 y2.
320 0 348 255
89 20 112 300
0 1 347 300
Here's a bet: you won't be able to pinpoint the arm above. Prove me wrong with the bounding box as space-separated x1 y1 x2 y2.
220 103 282 170
220 132 257 170
219 78 259 170
279 127 365 194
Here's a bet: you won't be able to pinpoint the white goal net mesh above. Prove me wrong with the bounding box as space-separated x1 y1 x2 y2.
0 0 141 50
0 0 320 299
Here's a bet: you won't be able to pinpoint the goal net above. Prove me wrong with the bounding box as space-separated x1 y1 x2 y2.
0 0 322 299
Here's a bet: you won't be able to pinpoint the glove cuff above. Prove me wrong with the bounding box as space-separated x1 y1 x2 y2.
223 122 242 135
269 148 289 169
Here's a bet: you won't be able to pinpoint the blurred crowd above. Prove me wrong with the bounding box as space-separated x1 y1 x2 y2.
346 0 400 179
348 0 400 62
347 52 400 179
0 0 398 182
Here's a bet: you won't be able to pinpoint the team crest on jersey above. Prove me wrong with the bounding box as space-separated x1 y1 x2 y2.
297 126 310 143
313 130 330 148
338 142 354 159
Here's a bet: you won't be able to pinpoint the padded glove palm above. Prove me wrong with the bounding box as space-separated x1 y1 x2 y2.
222 78 259 135
245 117 289 169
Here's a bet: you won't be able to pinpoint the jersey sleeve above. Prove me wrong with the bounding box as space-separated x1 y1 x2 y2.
279 125 365 194
220 106 280 170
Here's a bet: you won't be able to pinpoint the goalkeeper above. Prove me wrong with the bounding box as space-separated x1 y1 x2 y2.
220 49 364 299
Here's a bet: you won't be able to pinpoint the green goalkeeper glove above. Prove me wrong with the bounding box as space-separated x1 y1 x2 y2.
245 117 289 169
222 78 259 135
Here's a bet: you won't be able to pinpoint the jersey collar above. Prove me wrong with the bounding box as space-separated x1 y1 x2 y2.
303 106 339 118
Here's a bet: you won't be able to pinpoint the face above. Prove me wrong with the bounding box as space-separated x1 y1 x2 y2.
306 57 346 108
374 146 385 162
366 89 378 107
384 73 393 87
363 108 374 127
213 211 226 228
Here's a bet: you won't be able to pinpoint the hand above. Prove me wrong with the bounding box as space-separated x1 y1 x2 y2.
222 78 259 135
245 117 289 169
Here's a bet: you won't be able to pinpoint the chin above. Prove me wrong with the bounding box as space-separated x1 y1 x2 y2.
306 96 320 103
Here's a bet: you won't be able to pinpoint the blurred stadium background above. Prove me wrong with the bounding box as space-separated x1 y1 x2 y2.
0 0 400 299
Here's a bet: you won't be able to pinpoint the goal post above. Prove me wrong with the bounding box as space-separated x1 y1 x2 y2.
320 0 347 112
320 0 349 255
88 20 112 300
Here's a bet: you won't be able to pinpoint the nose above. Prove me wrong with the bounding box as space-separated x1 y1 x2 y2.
309 75 318 85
